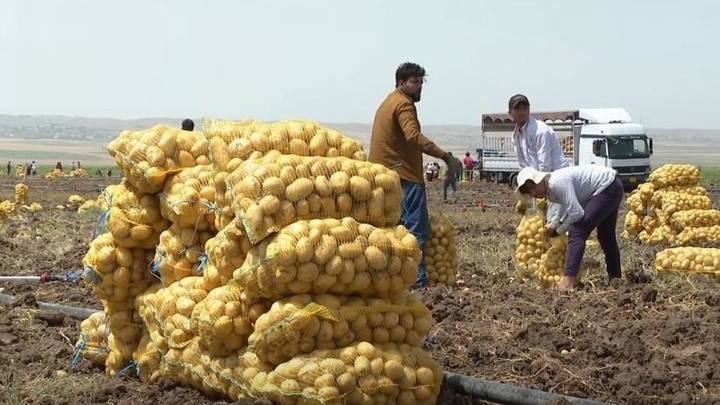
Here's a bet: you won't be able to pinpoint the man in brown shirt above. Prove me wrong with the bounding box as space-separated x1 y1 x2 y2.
369 62 461 288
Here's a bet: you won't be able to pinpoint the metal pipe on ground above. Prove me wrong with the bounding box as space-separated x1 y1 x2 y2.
0 293 100 320
443 372 613 405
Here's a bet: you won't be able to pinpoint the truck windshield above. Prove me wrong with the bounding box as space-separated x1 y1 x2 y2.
607 138 649 159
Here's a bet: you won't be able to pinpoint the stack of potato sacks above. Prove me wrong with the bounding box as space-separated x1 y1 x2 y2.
514 199 570 286
72 119 446 405
620 164 720 276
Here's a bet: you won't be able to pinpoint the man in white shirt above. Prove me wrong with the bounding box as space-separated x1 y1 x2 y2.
508 94 569 172
515 165 624 291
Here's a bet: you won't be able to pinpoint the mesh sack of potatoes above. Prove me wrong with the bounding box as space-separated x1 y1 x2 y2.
133 328 166 383
232 218 422 300
190 284 271 357
670 209 720 229
655 247 720 274
624 211 643 236
82 233 156 308
656 192 712 216
163 337 231 398
202 219 253 289
514 212 549 276
206 120 366 231
104 307 145 377
21 202 42 213
248 292 432 366
152 224 214 286
649 186 708 210
201 116 259 130
14 183 28 204
637 182 656 203
159 164 218 231
226 151 401 244
97 180 171 249
247 341 444 405
537 235 568 286
78 199 101 214
625 191 646 216
135 284 168 350
142 276 211 350
674 225 720 247
0 201 16 221
207 348 276 401
639 225 675 245
648 164 701 189
107 125 210 193
426 214 458 286
72 311 110 368
70 168 88 177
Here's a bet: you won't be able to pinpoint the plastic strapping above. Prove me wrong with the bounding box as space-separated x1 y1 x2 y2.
83 267 98 285
62 269 85 284
114 361 138 380
69 333 87 370
196 254 207 275
92 193 113 238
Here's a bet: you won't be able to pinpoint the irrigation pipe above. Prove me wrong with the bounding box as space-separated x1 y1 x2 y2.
0 293 99 320
443 371 613 405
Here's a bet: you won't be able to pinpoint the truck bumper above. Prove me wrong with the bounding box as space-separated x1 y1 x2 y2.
618 173 650 188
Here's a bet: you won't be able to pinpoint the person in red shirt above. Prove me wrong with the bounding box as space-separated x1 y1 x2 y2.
463 152 475 181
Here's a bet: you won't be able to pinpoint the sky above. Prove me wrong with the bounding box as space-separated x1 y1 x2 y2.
0 0 718 129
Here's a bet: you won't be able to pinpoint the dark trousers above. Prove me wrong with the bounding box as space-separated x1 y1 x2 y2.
564 177 624 278
443 178 456 200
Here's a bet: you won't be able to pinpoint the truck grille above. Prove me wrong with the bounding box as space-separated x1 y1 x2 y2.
615 165 651 174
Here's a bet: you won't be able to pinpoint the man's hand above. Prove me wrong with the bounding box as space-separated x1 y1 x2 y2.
544 226 559 239
444 153 462 175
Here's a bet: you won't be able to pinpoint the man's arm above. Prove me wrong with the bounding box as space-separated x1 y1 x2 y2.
536 128 559 172
554 178 585 235
397 101 446 160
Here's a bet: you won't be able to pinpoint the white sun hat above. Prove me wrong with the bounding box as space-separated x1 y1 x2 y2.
514 167 551 199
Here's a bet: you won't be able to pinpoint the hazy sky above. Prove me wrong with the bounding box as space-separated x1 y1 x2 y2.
0 0 717 128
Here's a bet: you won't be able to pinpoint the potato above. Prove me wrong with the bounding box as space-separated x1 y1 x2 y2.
227 152 401 244
190 284 271 357
73 311 110 368
426 214 458 286
133 329 166 383
655 247 720 274
232 218 421 300
514 213 548 276
202 219 252 289
671 209 720 229
253 342 444 405
248 292 432 365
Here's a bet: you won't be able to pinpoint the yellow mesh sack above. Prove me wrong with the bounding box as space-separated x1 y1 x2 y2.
72 311 110 368
624 211 643 236
232 218 422 300
82 233 155 308
107 124 210 193
426 214 458 286
655 247 720 274
649 186 708 211
163 337 229 398
537 235 568 286
14 183 28 205
133 328 166 383
159 164 218 231
247 341 444 405
248 292 432 365
191 284 271 357
140 276 211 350
205 120 366 230
104 306 144 377
670 209 720 229
95 180 171 249
625 191 646 216
135 284 169 355
674 225 720 247
657 192 712 216
514 212 549 277
648 164 701 189
202 219 252 289
153 224 214 286
226 151 401 244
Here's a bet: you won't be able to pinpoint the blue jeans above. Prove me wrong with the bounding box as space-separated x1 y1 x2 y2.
400 180 430 287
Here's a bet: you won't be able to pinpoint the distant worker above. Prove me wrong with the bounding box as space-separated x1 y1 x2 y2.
515 165 623 291
369 62 461 289
95 169 102 176
6 161 10 176
77 161 81 169
25 162 31 176
31 161 36 176
181 119 195 131
443 152 462 202
107 168 113 177
463 152 475 181
71 161 77 171
56 162 63 172
425 162 434 182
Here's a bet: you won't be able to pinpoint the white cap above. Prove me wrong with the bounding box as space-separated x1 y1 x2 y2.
514 167 550 198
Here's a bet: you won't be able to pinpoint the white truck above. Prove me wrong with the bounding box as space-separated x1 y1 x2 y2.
478 108 654 190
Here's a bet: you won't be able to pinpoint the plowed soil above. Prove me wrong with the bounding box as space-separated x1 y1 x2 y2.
1 176 719 405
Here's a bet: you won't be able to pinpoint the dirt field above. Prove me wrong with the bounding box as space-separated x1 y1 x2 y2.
1 177 720 405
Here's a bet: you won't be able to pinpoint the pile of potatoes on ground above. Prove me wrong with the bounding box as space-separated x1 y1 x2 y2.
71 118 457 404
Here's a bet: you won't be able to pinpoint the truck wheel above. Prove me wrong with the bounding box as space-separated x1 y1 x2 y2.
509 173 518 190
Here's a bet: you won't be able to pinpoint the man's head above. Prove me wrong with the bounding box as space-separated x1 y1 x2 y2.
182 119 195 131
465 152 470 157
395 62 426 103
508 94 530 126
515 167 550 199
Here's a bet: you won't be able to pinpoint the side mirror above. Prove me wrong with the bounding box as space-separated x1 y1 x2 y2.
649 138 654 155
592 140 606 157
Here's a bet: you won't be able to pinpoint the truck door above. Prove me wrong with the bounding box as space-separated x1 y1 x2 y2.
592 139 609 167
